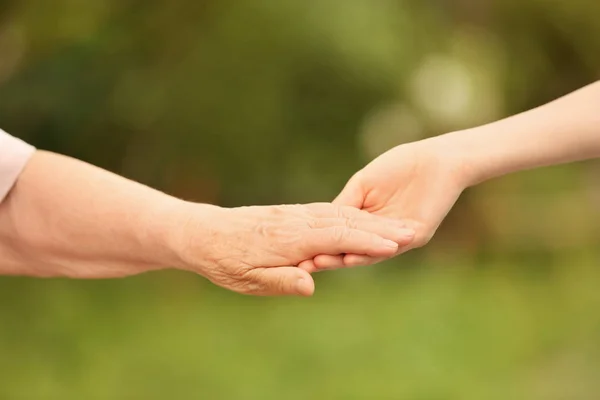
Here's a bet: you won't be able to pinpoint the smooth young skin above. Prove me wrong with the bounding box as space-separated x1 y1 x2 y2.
300 81 600 272
0 151 414 296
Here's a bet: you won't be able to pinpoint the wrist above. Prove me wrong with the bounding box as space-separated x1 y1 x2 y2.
433 126 516 188
153 200 224 274
428 130 485 189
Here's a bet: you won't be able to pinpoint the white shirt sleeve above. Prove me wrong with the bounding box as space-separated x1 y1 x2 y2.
0 129 35 202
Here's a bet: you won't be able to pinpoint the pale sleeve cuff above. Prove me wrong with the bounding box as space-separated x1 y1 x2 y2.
0 129 35 203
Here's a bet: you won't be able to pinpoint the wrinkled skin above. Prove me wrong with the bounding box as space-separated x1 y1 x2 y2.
177 202 415 296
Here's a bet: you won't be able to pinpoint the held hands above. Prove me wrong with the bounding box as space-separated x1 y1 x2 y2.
300 135 472 272
176 135 472 297
298 81 600 275
5 83 593 295
174 135 475 296
10 81 595 296
173 202 415 296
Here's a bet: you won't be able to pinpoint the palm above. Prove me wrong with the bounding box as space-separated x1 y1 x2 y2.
301 139 467 271
345 141 464 247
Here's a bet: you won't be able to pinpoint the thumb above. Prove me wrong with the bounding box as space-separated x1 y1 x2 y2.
246 267 315 297
333 174 365 208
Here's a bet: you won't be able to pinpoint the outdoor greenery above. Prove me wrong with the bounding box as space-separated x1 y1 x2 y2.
0 0 599 398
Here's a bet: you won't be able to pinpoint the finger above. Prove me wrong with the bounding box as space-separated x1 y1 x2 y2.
342 255 385 267
243 267 315 297
339 227 420 267
313 254 345 270
306 205 415 245
311 217 415 246
308 253 388 272
306 227 399 257
298 259 319 274
312 254 383 270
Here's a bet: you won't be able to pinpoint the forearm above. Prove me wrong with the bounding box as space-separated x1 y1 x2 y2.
0 150 192 278
444 81 600 186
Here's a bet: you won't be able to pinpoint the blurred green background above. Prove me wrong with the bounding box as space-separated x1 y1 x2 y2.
1 0 599 398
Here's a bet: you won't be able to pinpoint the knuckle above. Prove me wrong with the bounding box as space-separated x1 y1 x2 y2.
333 205 345 219
241 269 289 296
306 217 319 230
271 204 301 218
257 222 292 247
270 205 288 217
210 262 262 295
344 217 357 230
254 221 270 240
302 204 321 220
331 226 349 243
274 274 288 293
236 270 265 295
295 203 308 212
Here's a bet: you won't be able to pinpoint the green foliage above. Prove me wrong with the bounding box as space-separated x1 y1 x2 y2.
2 260 600 399
0 0 599 397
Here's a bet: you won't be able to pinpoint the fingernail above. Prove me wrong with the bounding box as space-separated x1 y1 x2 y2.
295 277 310 296
383 239 399 249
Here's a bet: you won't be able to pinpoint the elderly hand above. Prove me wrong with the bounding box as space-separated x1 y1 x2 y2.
0 149 412 295
173 202 415 296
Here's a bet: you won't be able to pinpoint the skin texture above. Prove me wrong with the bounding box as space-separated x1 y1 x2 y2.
175 202 414 296
0 151 414 296
3 81 598 293
300 80 600 272
299 137 467 272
